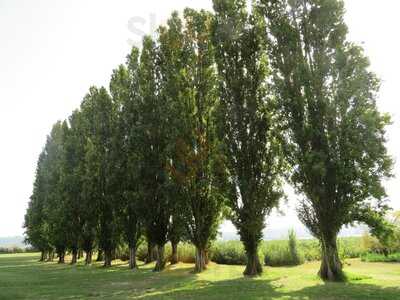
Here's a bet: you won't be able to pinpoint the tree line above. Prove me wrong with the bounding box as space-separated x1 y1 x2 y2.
24 0 393 281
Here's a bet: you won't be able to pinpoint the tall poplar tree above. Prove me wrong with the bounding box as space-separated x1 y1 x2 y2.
109 48 143 270
80 87 120 267
166 9 225 273
137 36 172 272
24 151 52 261
157 12 188 267
212 0 284 276
45 122 69 264
61 112 86 265
258 0 393 281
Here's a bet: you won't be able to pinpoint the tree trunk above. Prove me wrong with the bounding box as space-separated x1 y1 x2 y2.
153 245 166 272
85 250 93 265
170 241 179 265
383 248 389 257
78 249 84 259
71 248 78 265
39 251 47 262
58 251 65 264
96 249 104 262
319 234 344 281
243 238 262 276
47 250 54 262
145 243 157 264
104 249 112 267
112 248 117 261
129 247 138 270
244 249 262 276
194 247 207 273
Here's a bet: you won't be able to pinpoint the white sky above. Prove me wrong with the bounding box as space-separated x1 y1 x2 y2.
0 0 399 237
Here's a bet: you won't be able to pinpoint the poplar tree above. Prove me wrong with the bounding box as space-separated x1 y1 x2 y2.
166 9 225 273
24 151 52 262
258 0 393 281
61 112 85 265
137 36 171 272
212 0 284 276
156 12 188 267
109 47 143 270
80 87 120 267
45 122 69 264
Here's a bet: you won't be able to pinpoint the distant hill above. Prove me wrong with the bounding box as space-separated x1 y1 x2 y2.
0 236 26 248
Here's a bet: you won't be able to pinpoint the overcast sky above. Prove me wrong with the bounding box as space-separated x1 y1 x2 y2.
0 0 399 237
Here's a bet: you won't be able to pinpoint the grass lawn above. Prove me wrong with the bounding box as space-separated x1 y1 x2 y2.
0 253 399 300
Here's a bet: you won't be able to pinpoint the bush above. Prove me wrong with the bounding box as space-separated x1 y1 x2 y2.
361 252 400 263
264 231 305 266
136 243 148 262
177 243 196 263
362 231 400 255
136 242 196 263
338 237 366 259
128 236 367 266
288 230 302 265
297 239 321 261
210 241 248 265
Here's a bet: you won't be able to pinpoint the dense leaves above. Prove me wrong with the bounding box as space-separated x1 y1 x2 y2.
257 0 393 281
212 0 284 276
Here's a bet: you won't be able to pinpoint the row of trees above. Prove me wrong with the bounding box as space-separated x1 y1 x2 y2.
24 0 393 281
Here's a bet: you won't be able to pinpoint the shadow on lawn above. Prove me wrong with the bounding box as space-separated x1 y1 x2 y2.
139 275 400 300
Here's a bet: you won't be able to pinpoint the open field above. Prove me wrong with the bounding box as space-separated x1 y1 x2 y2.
0 253 400 300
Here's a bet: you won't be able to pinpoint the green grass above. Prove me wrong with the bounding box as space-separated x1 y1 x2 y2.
1 253 399 300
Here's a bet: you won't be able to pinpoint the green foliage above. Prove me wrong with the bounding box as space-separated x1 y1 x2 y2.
136 36 172 270
257 0 393 281
80 86 122 266
211 0 284 275
163 9 225 272
361 252 400 263
211 241 248 265
109 49 143 269
264 231 304 266
288 230 303 265
136 242 196 264
126 237 366 267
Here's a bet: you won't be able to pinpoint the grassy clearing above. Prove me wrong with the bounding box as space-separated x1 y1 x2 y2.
1 253 400 299
0 254 400 300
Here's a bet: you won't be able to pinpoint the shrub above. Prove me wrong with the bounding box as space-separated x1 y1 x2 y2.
136 243 148 262
297 239 321 261
361 252 400 263
264 231 305 266
136 242 196 263
210 241 248 265
177 243 196 263
288 230 302 265
130 236 367 266
338 237 366 259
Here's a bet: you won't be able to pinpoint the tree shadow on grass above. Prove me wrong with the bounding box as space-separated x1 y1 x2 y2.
86 264 199 300
139 275 400 300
